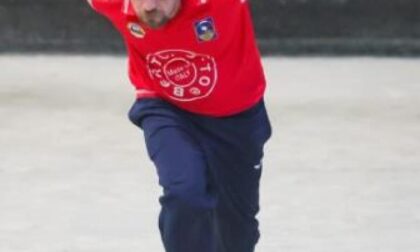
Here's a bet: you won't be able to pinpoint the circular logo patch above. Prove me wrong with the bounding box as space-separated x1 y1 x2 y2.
147 50 218 102
127 22 146 39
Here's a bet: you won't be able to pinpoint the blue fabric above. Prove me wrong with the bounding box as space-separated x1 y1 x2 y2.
128 98 272 252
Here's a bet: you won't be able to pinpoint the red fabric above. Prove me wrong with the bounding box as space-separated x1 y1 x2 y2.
90 0 266 116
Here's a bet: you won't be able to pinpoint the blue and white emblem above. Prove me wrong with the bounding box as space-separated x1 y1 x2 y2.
194 17 217 42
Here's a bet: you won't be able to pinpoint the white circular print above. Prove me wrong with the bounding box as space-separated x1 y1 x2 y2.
147 50 218 102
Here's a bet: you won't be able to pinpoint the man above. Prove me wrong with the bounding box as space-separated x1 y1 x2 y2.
87 0 271 251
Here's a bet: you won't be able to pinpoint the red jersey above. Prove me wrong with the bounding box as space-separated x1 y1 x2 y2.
89 0 266 116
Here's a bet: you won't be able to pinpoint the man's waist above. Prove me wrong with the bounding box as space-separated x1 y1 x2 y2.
136 88 159 99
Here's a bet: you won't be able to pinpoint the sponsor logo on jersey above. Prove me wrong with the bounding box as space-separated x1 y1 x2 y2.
127 22 146 38
147 50 218 102
194 17 217 42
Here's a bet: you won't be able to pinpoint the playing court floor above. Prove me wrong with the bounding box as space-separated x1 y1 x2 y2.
1 56 419 252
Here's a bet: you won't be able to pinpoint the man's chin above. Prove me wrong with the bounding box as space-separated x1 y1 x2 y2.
142 17 169 29
146 22 164 29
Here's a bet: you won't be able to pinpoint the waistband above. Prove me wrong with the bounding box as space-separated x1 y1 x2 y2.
136 89 159 99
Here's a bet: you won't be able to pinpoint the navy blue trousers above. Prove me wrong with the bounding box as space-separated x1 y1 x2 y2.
128 98 272 252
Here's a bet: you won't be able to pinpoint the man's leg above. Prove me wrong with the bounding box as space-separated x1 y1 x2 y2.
210 147 264 252
141 114 217 252
195 100 272 252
